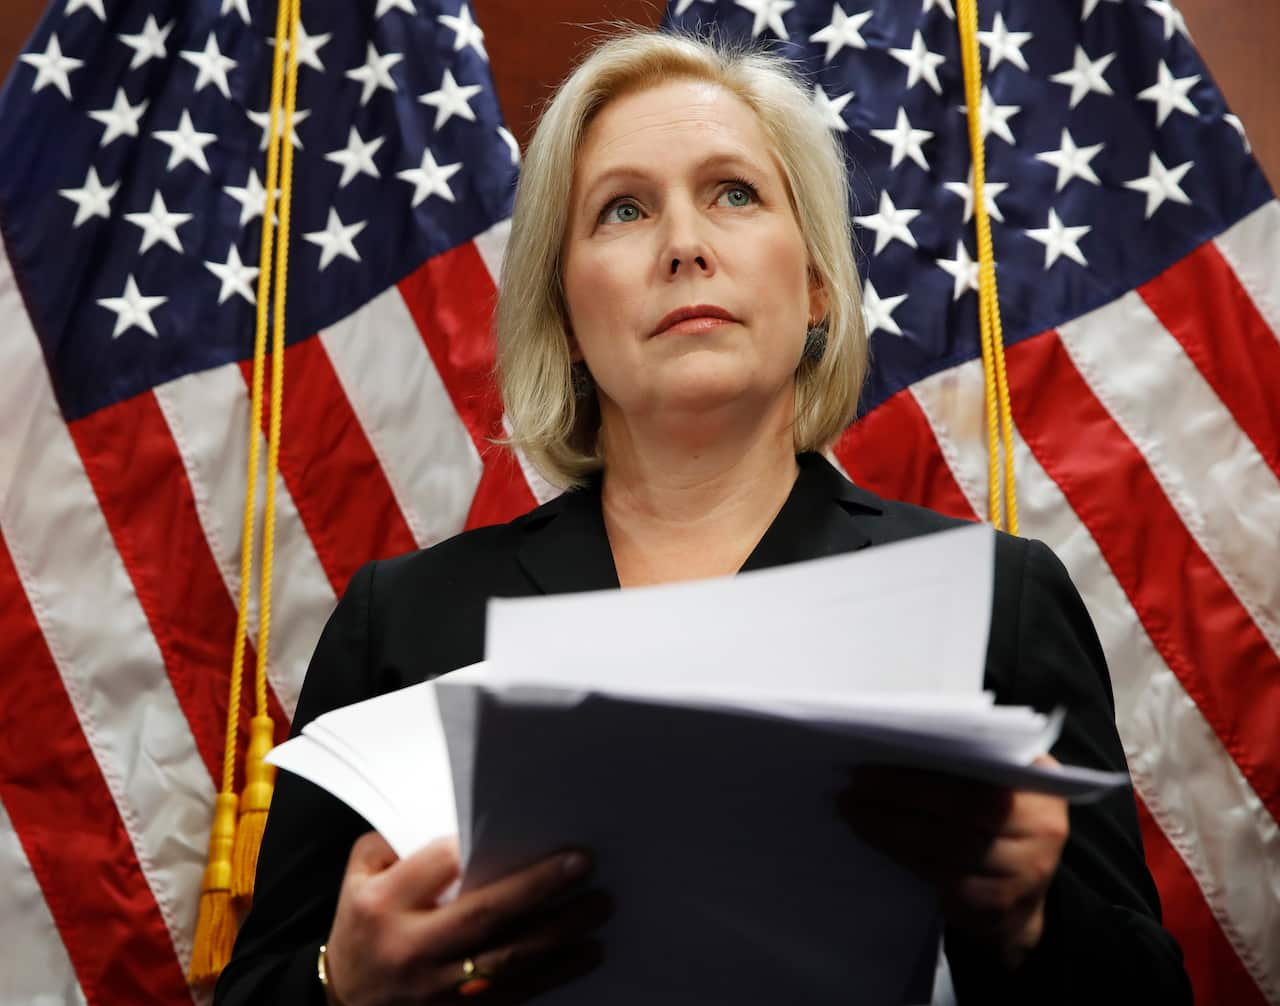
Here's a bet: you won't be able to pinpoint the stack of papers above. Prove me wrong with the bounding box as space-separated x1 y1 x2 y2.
269 524 1127 1004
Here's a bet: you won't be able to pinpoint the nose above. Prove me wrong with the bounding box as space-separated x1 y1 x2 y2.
661 201 715 279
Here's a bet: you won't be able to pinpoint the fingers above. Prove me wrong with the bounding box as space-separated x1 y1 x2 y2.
418 890 610 1002
420 850 593 961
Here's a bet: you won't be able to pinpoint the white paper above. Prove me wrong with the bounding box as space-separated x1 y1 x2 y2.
485 523 996 705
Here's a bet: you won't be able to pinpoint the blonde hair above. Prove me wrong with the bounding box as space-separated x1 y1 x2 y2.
496 29 867 487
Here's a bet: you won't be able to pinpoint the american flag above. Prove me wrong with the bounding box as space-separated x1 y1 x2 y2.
664 0 1280 1004
0 0 1275 1001
0 0 544 1001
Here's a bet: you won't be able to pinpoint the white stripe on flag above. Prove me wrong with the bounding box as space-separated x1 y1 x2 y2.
0 795 88 1006
154 366 336 718
1214 200 1280 341
0 252 209 974
1057 292 1280 657
320 285 481 550
468 220 561 507
912 361 1280 1002
472 218 511 289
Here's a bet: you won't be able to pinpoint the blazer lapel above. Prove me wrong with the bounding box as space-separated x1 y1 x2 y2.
740 453 883 572
516 476 620 595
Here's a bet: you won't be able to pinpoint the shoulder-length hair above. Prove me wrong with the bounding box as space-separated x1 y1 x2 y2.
496 29 867 488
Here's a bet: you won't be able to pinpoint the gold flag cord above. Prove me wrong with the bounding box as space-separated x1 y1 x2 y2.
956 0 1019 534
189 0 302 984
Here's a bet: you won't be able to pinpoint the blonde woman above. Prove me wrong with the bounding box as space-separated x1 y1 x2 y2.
217 31 1190 1006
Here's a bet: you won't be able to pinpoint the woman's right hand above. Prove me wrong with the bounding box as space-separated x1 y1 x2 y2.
322 831 606 1006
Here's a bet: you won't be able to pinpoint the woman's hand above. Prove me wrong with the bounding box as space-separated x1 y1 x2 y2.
323 832 607 1006
839 757 1069 970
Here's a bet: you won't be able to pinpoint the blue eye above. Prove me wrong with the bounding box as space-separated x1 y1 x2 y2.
718 180 759 208
601 200 641 224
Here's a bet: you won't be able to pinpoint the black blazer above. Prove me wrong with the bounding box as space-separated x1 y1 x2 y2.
216 453 1191 1004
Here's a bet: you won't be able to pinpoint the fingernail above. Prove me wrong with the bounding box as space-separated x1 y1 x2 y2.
562 852 589 878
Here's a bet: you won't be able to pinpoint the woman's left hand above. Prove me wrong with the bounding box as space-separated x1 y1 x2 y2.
839 756 1069 970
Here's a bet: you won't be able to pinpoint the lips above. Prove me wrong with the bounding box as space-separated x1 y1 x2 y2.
651 304 739 337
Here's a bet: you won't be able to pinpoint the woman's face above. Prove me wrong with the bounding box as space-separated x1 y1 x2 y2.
562 79 824 432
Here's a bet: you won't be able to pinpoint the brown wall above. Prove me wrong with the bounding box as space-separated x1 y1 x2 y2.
2 0 1276 187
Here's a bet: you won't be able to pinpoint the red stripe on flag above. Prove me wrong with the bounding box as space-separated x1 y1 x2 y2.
1138 240 1280 482
834 389 977 520
68 393 288 786
398 242 536 527
0 528 192 1006
1136 797 1267 1006
1007 330 1280 820
241 336 417 597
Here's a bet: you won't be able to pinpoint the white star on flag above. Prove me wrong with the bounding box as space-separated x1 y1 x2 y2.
889 30 946 95
65 0 106 21
397 148 463 207
377 0 416 16
937 241 980 300
812 85 854 133
855 190 920 255
20 34 83 100
247 106 310 151
58 165 117 227
962 86 1021 145
88 87 148 148
735 0 795 40
1050 46 1115 108
97 275 167 338
1026 208 1091 269
325 126 385 188
673 0 713 12
438 5 488 61
117 16 172 72
124 191 192 254
1145 0 1189 40
419 68 482 130
862 281 908 336
977 12 1032 72
224 168 276 227
1082 0 1121 20
221 0 251 25
153 110 217 173
1124 152 1193 218
809 5 872 64
205 245 260 305
347 43 403 106
271 20 331 74
871 107 933 171
304 209 367 270
180 34 237 99
943 170 1008 223
922 0 955 19
1036 128 1103 192
497 126 520 165
1138 61 1199 127
1224 114 1251 154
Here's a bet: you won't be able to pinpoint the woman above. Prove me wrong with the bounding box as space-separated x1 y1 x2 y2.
216 30 1190 1005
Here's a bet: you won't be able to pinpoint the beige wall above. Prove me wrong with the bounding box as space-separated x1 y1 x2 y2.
3 1 1276 189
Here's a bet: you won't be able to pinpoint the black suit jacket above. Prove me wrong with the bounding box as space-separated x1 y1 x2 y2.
216 453 1191 1004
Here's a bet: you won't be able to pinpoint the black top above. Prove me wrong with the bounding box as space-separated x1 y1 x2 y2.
215 453 1191 1004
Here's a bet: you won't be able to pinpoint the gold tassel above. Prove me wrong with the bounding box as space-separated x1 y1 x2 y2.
231 715 277 904
188 792 239 984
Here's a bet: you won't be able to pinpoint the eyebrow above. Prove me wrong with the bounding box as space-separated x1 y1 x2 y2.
578 152 770 210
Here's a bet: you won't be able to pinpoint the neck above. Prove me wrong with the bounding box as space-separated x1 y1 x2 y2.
597 394 800 586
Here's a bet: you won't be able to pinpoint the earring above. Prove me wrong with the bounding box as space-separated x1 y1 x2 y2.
802 319 828 364
571 361 595 400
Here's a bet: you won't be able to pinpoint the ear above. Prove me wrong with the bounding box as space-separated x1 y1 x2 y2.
807 267 829 326
565 325 584 364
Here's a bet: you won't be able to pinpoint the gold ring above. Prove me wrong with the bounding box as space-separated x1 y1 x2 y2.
456 957 492 998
